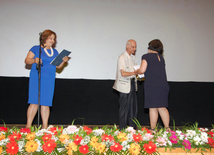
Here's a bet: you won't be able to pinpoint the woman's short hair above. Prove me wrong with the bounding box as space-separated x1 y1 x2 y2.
40 29 57 48
148 39 163 55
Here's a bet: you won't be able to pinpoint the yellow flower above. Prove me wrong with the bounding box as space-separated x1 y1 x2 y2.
25 132 35 140
95 143 106 154
66 142 77 152
90 136 99 148
0 133 5 141
117 132 128 142
67 149 74 155
129 143 141 155
25 140 38 153
59 134 70 144
0 147 3 154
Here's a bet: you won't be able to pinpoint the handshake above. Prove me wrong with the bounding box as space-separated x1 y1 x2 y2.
134 65 144 78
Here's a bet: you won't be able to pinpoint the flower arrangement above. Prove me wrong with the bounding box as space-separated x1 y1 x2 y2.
0 123 213 155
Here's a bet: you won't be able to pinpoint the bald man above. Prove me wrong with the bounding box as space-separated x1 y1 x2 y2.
113 39 138 130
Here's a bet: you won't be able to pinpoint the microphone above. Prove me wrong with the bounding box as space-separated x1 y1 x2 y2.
39 32 43 36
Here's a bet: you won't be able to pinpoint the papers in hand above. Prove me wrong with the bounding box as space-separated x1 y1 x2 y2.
133 65 144 78
50 49 71 66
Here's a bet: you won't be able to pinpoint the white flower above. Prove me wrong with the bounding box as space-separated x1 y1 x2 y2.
0 131 5 135
35 128 49 137
93 129 105 136
167 140 172 146
0 138 9 146
104 140 114 148
186 130 196 138
47 131 54 135
47 125 54 130
155 142 160 147
142 135 148 141
18 140 25 152
176 130 182 135
35 139 43 152
20 132 27 136
65 125 78 134
200 132 208 143
80 136 90 145
35 131 43 137
199 128 208 132
113 130 120 136
162 133 168 139
121 141 130 151
127 133 133 142
52 136 58 142
179 134 185 140
193 136 201 145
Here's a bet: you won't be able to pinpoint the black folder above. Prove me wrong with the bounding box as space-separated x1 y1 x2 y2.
50 49 71 66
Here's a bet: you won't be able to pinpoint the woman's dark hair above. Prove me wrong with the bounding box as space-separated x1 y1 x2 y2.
148 39 163 55
40 29 57 48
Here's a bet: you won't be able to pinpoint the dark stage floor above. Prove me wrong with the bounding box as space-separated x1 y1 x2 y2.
0 124 204 130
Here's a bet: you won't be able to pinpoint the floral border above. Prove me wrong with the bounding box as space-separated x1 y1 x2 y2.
0 123 214 154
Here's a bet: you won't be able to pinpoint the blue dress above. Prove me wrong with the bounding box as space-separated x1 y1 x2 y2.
142 53 169 108
28 45 58 107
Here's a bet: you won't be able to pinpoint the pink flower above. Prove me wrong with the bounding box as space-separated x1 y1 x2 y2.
126 127 136 134
156 137 167 146
169 135 179 144
66 125 78 134
170 131 176 135
182 139 191 150
145 133 154 140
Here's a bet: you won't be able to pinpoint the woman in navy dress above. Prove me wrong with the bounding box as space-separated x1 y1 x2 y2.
25 30 69 129
137 39 170 130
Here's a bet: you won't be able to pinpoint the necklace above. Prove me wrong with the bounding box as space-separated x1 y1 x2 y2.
44 47 54 57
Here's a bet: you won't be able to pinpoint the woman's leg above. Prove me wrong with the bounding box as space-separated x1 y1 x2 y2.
41 106 50 129
149 108 159 129
157 107 170 128
26 104 38 128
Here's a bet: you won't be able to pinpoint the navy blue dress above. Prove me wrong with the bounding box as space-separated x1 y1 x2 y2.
142 53 169 108
28 45 58 107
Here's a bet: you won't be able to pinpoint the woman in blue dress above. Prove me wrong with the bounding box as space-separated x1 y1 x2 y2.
137 39 170 130
25 30 69 129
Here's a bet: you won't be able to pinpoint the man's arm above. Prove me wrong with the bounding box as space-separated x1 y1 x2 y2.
120 69 137 77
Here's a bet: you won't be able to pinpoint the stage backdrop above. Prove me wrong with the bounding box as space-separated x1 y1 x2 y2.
0 77 213 127
0 0 214 82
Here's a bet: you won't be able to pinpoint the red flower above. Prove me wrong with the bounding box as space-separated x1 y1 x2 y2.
83 126 92 135
20 128 31 134
101 134 115 142
110 142 122 152
8 132 22 141
49 127 57 134
142 127 151 134
0 127 8 132
133 133 143 142
143 141 157 154
79 145 89 154
6 141 19 155
208 137 214 148
74 135 83 145
42 139 57 153
42 133 52 142
208 131 214 138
